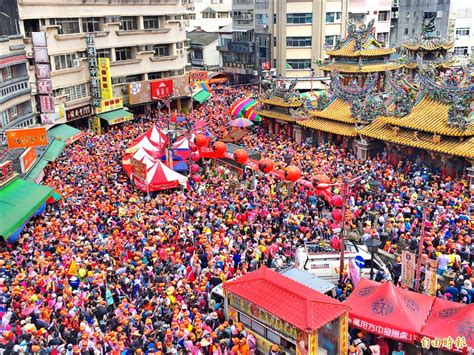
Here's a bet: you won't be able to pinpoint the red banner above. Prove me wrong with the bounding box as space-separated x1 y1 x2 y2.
150 80 173 100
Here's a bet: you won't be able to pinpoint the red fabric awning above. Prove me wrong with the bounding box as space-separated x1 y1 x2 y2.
419 298 474 353
346 279 434 343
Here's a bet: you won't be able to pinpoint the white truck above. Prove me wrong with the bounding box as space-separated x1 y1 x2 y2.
294 240 391 283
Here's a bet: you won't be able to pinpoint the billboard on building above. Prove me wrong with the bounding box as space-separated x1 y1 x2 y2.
98 57 113 100
19 147 37 173
150 79 173 100
5 127 48 149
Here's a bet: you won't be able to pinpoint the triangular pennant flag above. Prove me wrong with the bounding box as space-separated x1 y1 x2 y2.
68 259 78 276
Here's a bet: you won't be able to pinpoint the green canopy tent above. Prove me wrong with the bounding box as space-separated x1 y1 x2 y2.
98 109 134 125
48 124 85 145
0 178 53 241
41 139 66 162
193 90 211 104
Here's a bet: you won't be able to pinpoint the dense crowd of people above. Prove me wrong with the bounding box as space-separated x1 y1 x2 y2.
0 84 472 354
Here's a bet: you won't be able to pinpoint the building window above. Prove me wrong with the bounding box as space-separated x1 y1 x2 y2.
54 83 87 101
189 14 196 20
148 71 172 80
193 49 204 60
54 53 77 70
176 42 183 49
0 111 8 127
10 105 18 118
218 12 229 18
456 27 470 36
115 47 133 61
286 59 311 70
3 66 13 80
378 11 389 22
325 35 337 46
287 13 312 24
377 32 389 45
202 8 217 19
54 18 80 34
349 13 365 22
153 45 170 57
325 12 341 23
143 16 160 29
96 48 111 59
404 28 409 36
82 17 101 32
120 16 137 31
453 46 469 56
286 37 312 47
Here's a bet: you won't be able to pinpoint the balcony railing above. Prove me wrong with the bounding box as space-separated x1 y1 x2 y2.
0 77 30 105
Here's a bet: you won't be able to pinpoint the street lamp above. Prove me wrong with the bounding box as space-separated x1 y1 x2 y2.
365 236 382 280
314 173 367 283
414 196 436 291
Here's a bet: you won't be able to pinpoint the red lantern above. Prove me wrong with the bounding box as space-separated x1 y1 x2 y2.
233 149 248 164
213 141 226 154
191 153 200 162
190 164 200 173
258 158 274 173
313 174 330 189
194 134 208 148
332 208 342 222
332 195 343 208
192 174 201 183
284 166 301 182
189 142 198 152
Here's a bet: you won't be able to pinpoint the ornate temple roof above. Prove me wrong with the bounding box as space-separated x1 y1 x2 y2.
326 36 395 58
381 95 474 137
254 109 296 122
298 118 357 137
308 98 356 124
358 120 474 159
322 62 402 73
259 96 303 108
402 38 454 52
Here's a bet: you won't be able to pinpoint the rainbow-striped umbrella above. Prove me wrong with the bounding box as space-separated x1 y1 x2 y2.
229 117 254 128
230 98 258 118
243 106 261 122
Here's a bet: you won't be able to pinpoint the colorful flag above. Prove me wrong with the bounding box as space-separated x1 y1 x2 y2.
68 259 78 276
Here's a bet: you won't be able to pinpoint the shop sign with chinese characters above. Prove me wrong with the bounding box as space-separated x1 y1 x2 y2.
90 116 101 136
5 127 48 149
19 147 37 173
349 317 412 341
32 32 54 116
228 293 298 340
401 250 416 288
0 161 15 186
95 97 123 114
86 35 101 108
66 105 92 122
98 57 113 100
420 336 468 352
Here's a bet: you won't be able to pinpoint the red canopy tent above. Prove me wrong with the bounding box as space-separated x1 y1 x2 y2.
346 279 434 343
419 298 474 353
126 124 168 154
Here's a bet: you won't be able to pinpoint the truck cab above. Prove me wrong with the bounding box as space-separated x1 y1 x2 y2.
294 240 391 283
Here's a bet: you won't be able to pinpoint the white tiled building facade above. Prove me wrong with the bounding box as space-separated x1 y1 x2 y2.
17 0 190 117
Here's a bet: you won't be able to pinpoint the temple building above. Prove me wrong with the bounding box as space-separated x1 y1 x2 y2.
356 70 474 180
254 79 305 140
402 36 455 78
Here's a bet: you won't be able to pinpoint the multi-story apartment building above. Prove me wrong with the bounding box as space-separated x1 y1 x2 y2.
348 0 391 46
0 5 36 135
187 0 232 32
17 0 190 122
274 0 348 78
452 0 474 62
218 0 273 83
390 0 473 61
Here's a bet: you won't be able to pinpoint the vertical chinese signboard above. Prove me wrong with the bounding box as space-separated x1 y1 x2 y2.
98 57 113 100
32 32 55 121
86 34 101 109
422 256 438 296
401 251 416 288
19 147 37 173
0 161 16 187
90 116 101 136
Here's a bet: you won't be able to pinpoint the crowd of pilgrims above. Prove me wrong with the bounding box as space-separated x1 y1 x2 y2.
0 85 472 354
